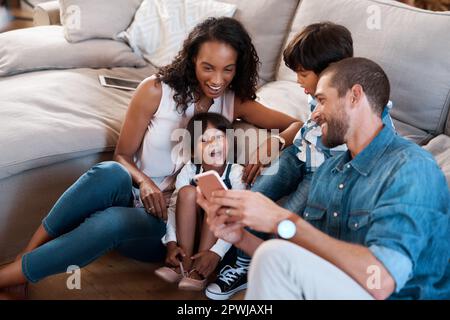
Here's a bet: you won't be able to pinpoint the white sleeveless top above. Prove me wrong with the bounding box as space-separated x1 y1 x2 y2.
134 80 235 191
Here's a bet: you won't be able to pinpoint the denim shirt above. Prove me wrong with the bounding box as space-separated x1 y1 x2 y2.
305 125 450 299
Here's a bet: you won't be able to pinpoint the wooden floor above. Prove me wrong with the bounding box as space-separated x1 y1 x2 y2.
25 252 245 300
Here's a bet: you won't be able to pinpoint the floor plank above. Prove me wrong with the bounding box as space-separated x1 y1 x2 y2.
27 252 245 300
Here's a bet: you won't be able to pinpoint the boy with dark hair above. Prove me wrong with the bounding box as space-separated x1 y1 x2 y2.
205 22 395 300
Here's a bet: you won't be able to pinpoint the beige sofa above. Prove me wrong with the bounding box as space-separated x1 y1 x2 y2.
1 0 449 264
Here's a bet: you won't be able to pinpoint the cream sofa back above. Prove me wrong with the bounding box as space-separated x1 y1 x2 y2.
221 0 300 84
278 0 450 145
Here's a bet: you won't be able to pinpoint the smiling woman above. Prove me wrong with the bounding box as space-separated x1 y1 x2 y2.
154 17 302 185
157 17 259 114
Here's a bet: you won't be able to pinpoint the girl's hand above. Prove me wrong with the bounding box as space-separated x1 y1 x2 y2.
139 178 168 220
243 136 282 186
165 242 186 267
191 251 221 278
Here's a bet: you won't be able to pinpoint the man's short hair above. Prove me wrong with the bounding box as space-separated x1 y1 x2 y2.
283 22 353 74
322 57 390 116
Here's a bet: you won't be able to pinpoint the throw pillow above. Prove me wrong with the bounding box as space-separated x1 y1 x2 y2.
59 0 143 42
0 26 147 77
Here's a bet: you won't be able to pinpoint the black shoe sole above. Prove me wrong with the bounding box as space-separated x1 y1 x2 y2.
205 283 247 300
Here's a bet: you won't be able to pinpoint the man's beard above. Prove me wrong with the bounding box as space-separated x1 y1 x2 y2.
321 107 349 148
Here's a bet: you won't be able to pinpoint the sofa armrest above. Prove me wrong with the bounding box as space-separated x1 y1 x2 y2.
33 1 61 26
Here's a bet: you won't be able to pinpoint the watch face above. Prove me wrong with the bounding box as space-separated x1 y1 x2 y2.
278 220 296 239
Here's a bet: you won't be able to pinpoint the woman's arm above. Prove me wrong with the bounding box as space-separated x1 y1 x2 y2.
234 98 303 146
113 77 161 182
113 77 168 219
234 99 303 185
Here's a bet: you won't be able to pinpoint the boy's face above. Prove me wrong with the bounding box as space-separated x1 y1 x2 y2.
296 68 319 95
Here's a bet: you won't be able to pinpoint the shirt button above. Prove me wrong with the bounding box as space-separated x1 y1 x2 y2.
354 223 359 228
338 183 344 190
304 212 309 217
346 164 351 169
333 212 339 217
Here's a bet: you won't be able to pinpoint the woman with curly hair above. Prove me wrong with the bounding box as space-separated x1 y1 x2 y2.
0 17 301 297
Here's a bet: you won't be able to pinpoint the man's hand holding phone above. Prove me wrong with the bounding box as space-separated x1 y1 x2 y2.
194 171 246 244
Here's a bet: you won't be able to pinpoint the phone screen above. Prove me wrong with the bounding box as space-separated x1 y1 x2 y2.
104 77 140 89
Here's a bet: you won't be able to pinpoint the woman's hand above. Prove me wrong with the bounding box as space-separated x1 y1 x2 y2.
211 190 291 234
243 136 282 186
191 251 221 278
165 242 186 267
139 178 168 220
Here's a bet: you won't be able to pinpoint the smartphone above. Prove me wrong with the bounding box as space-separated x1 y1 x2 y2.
98 75 141 91
194 170 228 201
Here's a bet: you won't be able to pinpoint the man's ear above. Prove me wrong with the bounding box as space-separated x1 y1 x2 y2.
350 84 364 105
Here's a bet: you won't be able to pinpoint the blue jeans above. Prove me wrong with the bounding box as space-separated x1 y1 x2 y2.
22 161 167 283
237 145 312 260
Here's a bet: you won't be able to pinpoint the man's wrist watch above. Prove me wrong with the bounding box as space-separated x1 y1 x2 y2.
271 135 286 151
277 216 298 240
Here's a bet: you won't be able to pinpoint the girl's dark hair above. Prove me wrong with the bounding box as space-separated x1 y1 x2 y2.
283 22 353 74
157 17 260 113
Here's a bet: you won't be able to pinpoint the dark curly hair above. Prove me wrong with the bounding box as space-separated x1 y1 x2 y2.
157 17 260 113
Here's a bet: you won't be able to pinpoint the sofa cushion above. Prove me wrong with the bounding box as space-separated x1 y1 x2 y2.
0 26 147 77
59 0 143 42
277 0 450 141
423 134 450 188
221 0 300 84
391 119 433 145
0 65 156 180
256 80 310 122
